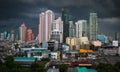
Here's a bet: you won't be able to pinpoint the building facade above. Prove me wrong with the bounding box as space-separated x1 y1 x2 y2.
75 20 87 38
50 29 63 43
69 21 75 37
61 8 70 43
89 13 98 41
52 17 63 32
38 10 55 44
27 28 34 42
19 23 27 42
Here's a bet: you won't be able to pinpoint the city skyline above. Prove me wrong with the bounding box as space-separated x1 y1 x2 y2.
0 0 120 39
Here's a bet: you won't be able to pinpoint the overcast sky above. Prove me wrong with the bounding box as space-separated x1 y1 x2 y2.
0 0 120 39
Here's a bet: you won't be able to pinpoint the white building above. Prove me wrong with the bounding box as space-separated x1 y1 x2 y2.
75 20 87 38
52 17 63 32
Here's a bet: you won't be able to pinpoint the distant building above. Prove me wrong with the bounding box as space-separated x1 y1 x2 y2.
75 20 87 38
61 8 70 43
50 29 63 43
7 33 10 40
52 17 63 32
27 28 34 42
69 21 75 37
11 31 15 41
114 32 119 40
97 35 105 43
19 23 27 42
89 13 98 41
38 10 55 44
48 41 55 51
0 33 4 40
4 31 8 39
66 37 80 50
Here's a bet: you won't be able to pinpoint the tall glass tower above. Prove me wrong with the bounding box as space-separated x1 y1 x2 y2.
89 13 98 41
69 21 75 37
61 8 70 43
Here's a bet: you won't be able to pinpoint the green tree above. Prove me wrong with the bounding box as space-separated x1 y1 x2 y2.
95 63 117 72
30 62 47 72
114 62 120 72
41 58 50 61
59 64 68 72
4 55 22 72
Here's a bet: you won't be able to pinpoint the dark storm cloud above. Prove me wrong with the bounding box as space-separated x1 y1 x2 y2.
0 0 120 37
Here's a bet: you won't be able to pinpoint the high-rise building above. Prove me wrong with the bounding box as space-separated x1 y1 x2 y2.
52 17 63 32
89 13 98 41
75 20 87 38
38 12 45 44
115 32 119 40
7 33 10 40
27 28 34 42
61 8 70 43
51 29 63 43
0 33 4 40
11 30 15 41
4 31 8 39
38 10 55 44
19 23 27 42
69 21 75 37
45 10 55 41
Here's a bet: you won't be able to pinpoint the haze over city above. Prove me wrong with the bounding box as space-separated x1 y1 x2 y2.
0 0 120 38
0 1 120 72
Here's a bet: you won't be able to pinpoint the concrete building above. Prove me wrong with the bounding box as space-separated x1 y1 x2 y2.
66 37 80 50
19 23 27 42
89 13 98 41
4 31 8 39
27 28 34 42
52 17 63 32
61 8 70 43
75 20 87 38
51 29 63 43
38 10 55 44
69 21 75 37
0 33 4 40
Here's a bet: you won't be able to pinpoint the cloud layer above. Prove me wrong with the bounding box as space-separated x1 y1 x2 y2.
0 0 120 37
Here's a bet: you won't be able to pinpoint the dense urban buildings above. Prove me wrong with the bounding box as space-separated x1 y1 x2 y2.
0 8 120 72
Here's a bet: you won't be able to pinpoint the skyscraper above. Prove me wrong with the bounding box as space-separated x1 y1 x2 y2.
75 20 87 38
38 10 55 44
45 10 55 41
4 31 8 39
69 20 75 37
27 28 34 42
19 23 27 42
115 32 119 40
11 30 15 41
52 17 63 32
89 13 98 41
61 8 70 43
